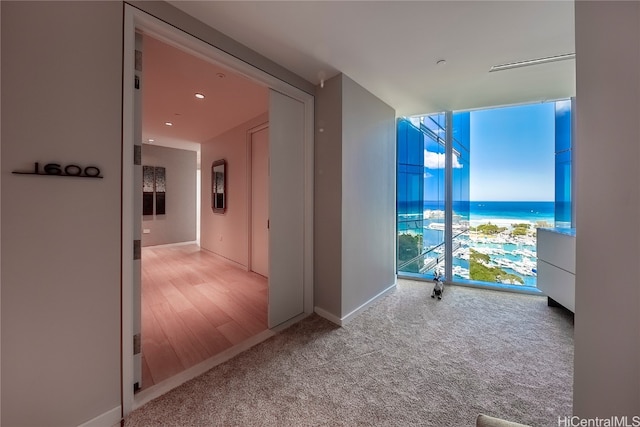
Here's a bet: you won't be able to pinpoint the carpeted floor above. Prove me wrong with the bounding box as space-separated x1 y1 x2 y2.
125 279 574 426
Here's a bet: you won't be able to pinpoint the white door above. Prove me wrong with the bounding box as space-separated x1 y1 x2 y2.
268 90 305 327
251 126 269 277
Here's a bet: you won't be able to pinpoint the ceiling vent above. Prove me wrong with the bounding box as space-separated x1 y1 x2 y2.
489 53 575 72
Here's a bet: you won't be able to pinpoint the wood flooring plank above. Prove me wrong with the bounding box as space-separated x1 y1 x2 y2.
141 271 169 307
195 284 267 335
140 353 154 388
217 321 253 346
157 280 193 313
178 308 234 356
171 278 235 327
141 304 185 385
206 277 268 323
139 243 269 392
151 302 210 369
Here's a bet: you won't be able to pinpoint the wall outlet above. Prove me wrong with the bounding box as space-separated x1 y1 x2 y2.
143 229 151 234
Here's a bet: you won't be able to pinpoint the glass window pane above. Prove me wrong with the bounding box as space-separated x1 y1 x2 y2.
554 100 572 228
397 99 572 292
397 114 446 276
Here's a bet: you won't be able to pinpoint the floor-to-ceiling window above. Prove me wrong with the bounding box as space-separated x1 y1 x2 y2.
397 100 573 291
397 114 447 276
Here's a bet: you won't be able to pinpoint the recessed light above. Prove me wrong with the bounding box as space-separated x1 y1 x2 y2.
216 73 226 79
195 93 205 99
148 139 154 143
436 59 446 66
165 122 173 126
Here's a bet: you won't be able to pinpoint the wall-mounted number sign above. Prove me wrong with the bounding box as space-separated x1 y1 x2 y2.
12 162 103 179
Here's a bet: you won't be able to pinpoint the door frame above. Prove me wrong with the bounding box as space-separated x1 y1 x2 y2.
122 4 314 415
246 122 269 276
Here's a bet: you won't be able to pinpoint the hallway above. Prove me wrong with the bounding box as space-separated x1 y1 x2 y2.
140 243 268 390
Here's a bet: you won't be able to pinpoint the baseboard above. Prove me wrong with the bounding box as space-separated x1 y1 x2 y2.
133 329 275 410
314 279 398 327
314 306 343 326
198 246 249 271
270 311 312 332
143 240 197 249
341 281 397 325
77 406 121 427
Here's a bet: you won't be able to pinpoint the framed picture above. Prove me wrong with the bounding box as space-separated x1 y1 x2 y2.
142 165 166 215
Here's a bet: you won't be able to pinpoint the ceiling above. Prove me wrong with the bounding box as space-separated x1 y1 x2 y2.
145 1 575 149
142 35 268 150
169 0 575 116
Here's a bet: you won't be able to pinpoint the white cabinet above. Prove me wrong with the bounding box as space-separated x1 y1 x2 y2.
536 228 576 312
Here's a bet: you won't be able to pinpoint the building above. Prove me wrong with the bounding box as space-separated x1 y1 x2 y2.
1 1 639 426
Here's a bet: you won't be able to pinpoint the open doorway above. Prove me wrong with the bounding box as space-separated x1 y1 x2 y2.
123 5 314 413
136 33 271 392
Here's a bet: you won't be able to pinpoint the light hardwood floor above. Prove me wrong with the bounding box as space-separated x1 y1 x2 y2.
139 243 268 391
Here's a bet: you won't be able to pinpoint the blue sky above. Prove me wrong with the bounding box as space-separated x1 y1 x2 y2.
469 102 556 201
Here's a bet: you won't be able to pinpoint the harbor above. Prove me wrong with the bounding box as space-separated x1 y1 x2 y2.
419 217 546 287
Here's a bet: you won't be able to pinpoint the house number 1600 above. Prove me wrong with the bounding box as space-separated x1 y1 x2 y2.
12 162 103 179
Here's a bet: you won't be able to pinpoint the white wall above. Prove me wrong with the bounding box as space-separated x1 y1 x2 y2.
574 1 640 417
0 1 313 424
314 74 396 322
341 75 397 316
200 113 268 267
142 144 197 246
1 2 122 426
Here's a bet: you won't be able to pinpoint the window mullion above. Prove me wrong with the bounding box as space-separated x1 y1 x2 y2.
445 111 453 282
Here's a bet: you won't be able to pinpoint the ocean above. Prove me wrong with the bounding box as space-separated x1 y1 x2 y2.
466 201 555 223
415 200 555 223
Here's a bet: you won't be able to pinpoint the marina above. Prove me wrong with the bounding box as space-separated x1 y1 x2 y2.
399 202 556 287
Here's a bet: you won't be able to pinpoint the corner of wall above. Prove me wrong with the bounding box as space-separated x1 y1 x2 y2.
313 74 343 316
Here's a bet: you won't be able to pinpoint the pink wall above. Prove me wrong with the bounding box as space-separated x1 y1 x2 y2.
200 113 268 267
